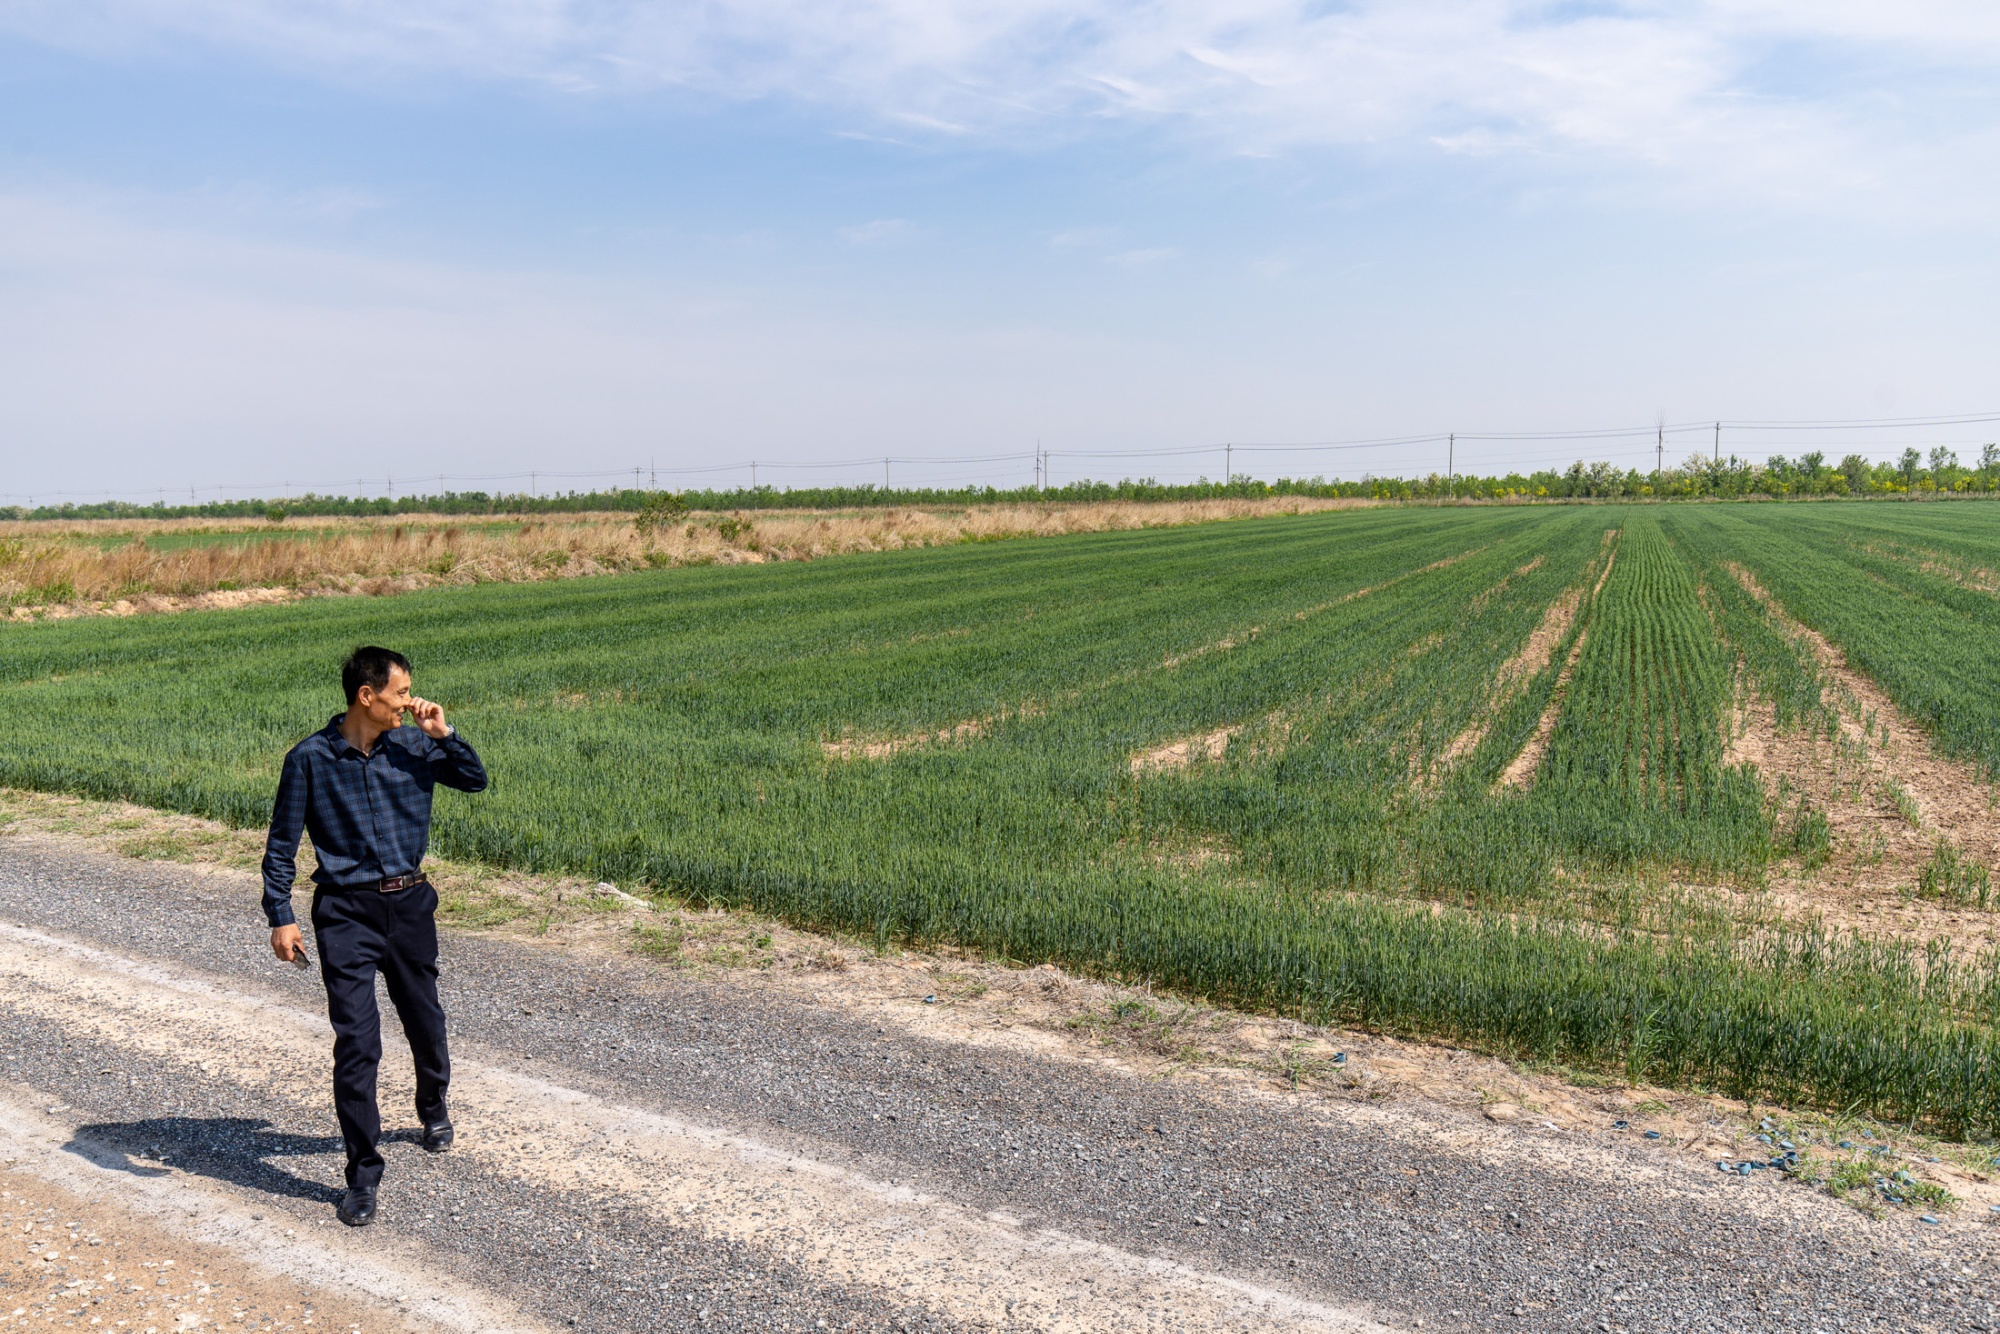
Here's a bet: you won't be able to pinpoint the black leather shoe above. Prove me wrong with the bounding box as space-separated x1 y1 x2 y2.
420 1120 455 1154
336 1186 377 1227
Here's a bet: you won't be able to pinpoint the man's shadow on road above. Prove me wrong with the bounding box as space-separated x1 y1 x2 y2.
63 1117 346 1205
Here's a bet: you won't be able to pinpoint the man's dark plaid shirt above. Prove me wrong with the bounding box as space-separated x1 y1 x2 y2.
261 715 489 927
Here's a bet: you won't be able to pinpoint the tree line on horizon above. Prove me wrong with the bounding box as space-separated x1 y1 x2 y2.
12 444 1997 521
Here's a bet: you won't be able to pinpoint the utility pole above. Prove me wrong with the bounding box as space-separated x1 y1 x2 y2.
751 461 758 489
531 470 536 498
649 457 656 489
1225 442 1232 486
388 472 394 501
1447 434 1454 490
1714 421 1720 465
884 457 891 491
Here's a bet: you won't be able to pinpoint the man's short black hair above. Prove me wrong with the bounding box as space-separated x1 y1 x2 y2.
342 646 412 703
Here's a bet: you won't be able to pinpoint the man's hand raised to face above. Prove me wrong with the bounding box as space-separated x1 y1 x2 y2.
408 696 451 739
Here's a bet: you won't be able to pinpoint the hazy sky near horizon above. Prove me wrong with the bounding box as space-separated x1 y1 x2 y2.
4 1 2000 499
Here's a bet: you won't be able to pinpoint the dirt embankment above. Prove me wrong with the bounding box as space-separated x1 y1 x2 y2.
1723 562 2000 943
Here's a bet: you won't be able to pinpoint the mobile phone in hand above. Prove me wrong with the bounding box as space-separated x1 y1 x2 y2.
291 943 312 971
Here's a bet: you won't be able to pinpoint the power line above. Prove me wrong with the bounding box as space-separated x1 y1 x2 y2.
8 408 2000 506
1717 412 2000 430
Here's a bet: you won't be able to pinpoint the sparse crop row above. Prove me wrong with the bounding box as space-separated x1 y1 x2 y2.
1674 505 2000 779
8 503 2000 1131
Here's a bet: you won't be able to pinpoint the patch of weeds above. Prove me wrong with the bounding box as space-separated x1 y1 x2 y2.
534 889 564 936
1631 1097 1671 1116
1779 797 1831 871
633 923 684 960
437 887 533 929
927 970 988 1000
27 578 76 603
1824 1160 1873 1196
1512 1058 1616 1089
1896 1177 1957 1210
116 831 216 863
1884 779 1923 828
1821 1149 1961 1212
1273 1041 1352 1092
1068 996 1206 1058
1916 840 1993 909
1853 829 1890 868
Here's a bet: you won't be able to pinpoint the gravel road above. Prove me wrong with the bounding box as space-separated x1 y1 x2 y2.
0 837 1992 1333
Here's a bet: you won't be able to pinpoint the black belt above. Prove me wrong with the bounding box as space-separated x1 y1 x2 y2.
326 873 428 894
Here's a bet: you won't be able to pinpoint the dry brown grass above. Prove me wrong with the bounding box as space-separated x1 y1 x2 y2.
0 497 1372 619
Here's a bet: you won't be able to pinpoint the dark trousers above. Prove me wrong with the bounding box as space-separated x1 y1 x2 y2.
311 880 450 1189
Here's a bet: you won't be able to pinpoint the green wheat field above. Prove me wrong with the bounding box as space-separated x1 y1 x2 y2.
7 502 2000 1132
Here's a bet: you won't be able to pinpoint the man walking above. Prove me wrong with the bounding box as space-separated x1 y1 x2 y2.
263 645 489 1227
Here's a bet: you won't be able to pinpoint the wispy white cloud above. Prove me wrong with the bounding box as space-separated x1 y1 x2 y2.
838 218 912 245
1103 246 1179 267
1048 227 1119 250
4 0 1998 213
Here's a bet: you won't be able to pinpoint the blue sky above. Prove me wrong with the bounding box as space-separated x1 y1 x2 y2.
3 1 1999 499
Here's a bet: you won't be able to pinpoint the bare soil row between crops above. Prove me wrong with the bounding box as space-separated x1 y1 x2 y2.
3 787 1994 1234
1856 539 2000 595
824 545 1493 770
1718 563 2000 946
1493 529 1622 790
1 498 1373 620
